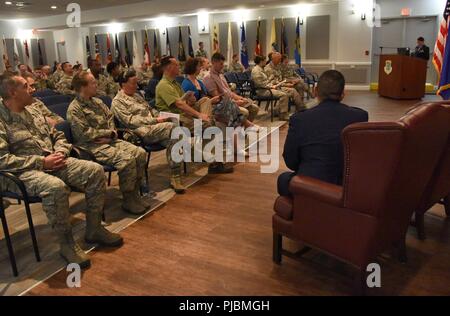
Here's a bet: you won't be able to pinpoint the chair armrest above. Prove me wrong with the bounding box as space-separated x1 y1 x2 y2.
0 171 30 200
289 175 344 207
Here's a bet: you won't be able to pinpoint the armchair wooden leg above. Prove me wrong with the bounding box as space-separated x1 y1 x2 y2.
396 236 407 264
415 213 426 240
353 268 366 296
0 202 18 277
444 195 450 217
273 232 282 265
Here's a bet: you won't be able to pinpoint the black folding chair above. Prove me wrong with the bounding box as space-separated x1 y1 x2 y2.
98 95 112 108
33 89 58 98
0 173 42 277
249 80 280 122
40 94 74 106
48 103 69 120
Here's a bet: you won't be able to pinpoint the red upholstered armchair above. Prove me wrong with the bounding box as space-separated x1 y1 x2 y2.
414 102 450 240
273 103 450 294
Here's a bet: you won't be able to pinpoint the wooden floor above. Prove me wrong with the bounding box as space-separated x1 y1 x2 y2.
28 91 450 296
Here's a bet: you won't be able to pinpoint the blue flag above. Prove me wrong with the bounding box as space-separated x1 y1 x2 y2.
188 26 194 58
294 17 302 66
436 0 450 99
240 22 249 69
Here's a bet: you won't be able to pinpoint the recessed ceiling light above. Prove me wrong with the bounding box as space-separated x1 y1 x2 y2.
5 1 12 5
51 5 57 9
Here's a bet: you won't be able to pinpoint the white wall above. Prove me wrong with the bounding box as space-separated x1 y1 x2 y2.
378 0 447 18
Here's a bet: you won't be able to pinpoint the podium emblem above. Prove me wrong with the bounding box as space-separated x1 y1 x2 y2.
384 60 393 75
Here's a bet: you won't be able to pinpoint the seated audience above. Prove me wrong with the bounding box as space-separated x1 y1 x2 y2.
251 55 290 121
106 61 121 96
111 69 186 194
137 62 154 86
22 72 64 127
265 52 305 111
203 53 259 122
280 54 311 99
67 71 149 215
155 55 233 174
278 70 369 196
0 73 123 269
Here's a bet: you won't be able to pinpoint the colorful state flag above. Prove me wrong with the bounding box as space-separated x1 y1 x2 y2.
255 19 262 57
294 17 302 66
166 28 171 56
106 33 113 63
143 29 150 64
212 23 219 53
240 22 249 69
434 0 450 99
153 29 160 60
270 18 278 52
132 30 141 69
94 34 101 63
85 35 91 65
188 25 194 58
114 33 121 64
2 37 10 71
280 17 288 55
124 33 132 66
226 22 233 68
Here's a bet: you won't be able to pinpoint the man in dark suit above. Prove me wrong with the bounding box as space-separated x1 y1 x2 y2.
413 37 430 61
278 70 369 196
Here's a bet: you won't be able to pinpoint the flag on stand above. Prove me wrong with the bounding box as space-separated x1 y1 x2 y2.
255 19 262 57
106 33 113 63
37 39 44 66
177 26 186 62
226 22 233 68
24 39 31 69
124 33 132 66
434 0 450 99
212 24 219 53
85 35 92 65
94 34 101 63
2 37 10 71
240 22 249 69
294 17 302 66
188 25 194 58
114 33 121 64
13 39 20 69
280 17 288 55
143 29 151 64
153 30 160 60
270 18 278 52
166 28 171 56
132 30 141 69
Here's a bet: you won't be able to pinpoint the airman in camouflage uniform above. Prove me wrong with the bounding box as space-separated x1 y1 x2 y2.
67 71 149 215
137 62 154 86
112 79 185 194
251 58 289 120
89 59 119 99
265 52 305 111
280 55 311 99
0 74 123 269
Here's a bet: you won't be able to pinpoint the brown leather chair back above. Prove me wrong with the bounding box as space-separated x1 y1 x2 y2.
415 103 450 214
342 103 449 250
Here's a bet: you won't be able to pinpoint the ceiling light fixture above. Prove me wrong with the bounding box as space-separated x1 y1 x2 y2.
5 1 12 5
51 5 57 9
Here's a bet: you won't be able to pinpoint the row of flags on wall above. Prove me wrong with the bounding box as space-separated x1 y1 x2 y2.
214 17 303 70
85 26 197 68
1 37 44 71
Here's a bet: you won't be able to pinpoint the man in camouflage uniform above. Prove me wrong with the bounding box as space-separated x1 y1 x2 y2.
229 54 245 73
195 42 208 59
251 55 290 121
280 54 312 99
265 52 305 111
23 72 64 127
111 69 185 194
55 62 76 95
105 61 121 96
89 59 118 99
136 62 153 86
49 63 63 90
67 71 149 215
40 65 56 90
0 74 123 269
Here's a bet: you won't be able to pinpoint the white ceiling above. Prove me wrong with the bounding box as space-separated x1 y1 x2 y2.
0 0 148 19
0 0 339 20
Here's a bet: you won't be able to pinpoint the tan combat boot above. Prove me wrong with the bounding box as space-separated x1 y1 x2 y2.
170 168 186 194
85 212 123 247
57 231 91 269
122 191 147 215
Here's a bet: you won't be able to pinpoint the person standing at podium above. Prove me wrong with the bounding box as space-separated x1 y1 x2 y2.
413 37 430 61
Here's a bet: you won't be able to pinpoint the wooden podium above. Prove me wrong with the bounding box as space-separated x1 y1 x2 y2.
378 54 428 99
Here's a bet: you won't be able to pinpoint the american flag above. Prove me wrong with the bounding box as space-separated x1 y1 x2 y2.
434 0 450 98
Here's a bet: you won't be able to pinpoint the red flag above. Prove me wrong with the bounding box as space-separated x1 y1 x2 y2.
106 33 113 63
